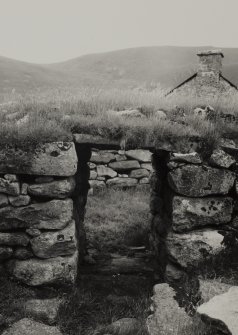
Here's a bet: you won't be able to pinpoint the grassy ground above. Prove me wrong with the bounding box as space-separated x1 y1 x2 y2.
1 87 238 149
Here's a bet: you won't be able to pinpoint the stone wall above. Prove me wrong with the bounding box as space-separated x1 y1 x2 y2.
150 142 238 282
0 142 88 286
88 148 152 192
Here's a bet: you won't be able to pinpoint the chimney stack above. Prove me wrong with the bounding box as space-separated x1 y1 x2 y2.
197 50 224 79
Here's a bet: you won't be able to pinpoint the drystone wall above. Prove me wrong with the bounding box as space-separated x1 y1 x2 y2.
150 140 238 282
88 148 152 192
0 142 89 286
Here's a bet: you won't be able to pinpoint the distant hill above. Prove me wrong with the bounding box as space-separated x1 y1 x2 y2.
1 46 238 93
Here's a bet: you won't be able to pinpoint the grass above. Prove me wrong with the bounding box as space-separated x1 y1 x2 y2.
1 87 238 150
84 187 150 253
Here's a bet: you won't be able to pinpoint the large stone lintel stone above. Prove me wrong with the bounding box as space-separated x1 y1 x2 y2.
172 196 233 232
0 199 73 230
167 230 224 269
7 253 77 286
30 221 76 259
28 177 76 199
90 151 115 164
0 142 77 176
168 165 235 197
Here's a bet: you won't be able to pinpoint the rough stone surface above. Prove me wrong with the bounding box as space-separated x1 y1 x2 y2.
209 149 236 169
28 177 75 199
169 152 202 164
4 174 18 182
30 221 76 259
88 162 96 169
146 283 193 335
89 171 97 180
13 248 34 260
197 286 238 335
0 194 8 208
20 183 28 195
0 246 13 261
0 142 77 176
7 253 77 286
168 165 235 197
96 165 117 178
90 151 115 164
167 230 224 269
2 318 63 335
141 163 153 171
129 169 149 179
89 180 106 189
24 298 61 325
125 149 152 162
0 233 29 246
26 228 41 237
172 196 233 232
139 177 150 184
0 199 73 230
106 177 138 187
199 279 232 303
109 160 140 172
0 178 20 196
8 195 31 207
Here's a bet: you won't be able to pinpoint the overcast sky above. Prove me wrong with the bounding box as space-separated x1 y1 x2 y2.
0 0 237 63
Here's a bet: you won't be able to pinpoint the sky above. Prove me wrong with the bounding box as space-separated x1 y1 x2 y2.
0 0 237 64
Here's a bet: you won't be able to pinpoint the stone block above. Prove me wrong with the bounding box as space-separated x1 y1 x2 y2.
109 160 140 172
0 233 29 246
89 170 97 180
139 177 149 184
168 165 235 197
141 163 153 171
0 142 77 176
0 199 73 230
125 149 152 162
7 253 77 286
209 149 235 168
89 180 105 189
106 177 138 187
90 151 115 164
14 248 34 260
129 168 149 179
97 165 117 178
28 177 75 199
8 195 31 207
30 221 76 259
172 196 233 232
0 178 20 196
0 194 8 208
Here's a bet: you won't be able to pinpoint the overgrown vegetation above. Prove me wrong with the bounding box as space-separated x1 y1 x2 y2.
1 87 238 149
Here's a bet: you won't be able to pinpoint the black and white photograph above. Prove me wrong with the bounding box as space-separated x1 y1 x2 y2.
0 0 237 334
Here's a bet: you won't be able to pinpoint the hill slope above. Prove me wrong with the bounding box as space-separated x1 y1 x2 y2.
1 46 238 93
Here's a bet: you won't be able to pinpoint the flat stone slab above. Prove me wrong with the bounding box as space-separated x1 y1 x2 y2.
0 142 77 176
172 196 233 232
125 149 152 162
197 286 238 335
147 283 193 335
28 177 75 199
2 318 62 335
199 279 232 303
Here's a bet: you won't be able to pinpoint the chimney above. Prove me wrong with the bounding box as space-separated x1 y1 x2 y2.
197 50 224 79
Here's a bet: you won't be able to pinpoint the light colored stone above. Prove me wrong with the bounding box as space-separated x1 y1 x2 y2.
172 196 233 232
28 177 75 199
26 228 41 237
20 183 28 195
4 174 18 182
125 149 152 162
97 176 106 181
146 283 193 335
88 162 96 169
0 233 29 246
8 195 31 207
0 142 77 176
30 221 76 259
141 163 153 171
169 152 202 164
155 110 167 119
106 177 138 187
89 180 105 189
167 230 224 269
0 199 73 230
139 177 149 184
109 160 140 172
168 165 235 197
0 194 8 208
2 318 63 335
209 149 235 168
115 154 127 161
90 151 115 164
129 168 149 179
199 280 232 303
0 246 13 261
97 165 117 178
197 287 238 335
0 178 20 196
24 298 61 325
7 253 77 286
89 170 97 180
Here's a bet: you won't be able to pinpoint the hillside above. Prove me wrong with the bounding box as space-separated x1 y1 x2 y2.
1 46 238 93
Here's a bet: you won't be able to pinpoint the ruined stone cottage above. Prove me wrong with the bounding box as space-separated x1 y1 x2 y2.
166 50 238 97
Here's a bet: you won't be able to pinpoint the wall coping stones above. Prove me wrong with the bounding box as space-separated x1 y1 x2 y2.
0 142 77 176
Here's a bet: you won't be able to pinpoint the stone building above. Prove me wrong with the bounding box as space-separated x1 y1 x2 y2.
166 50 238 97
